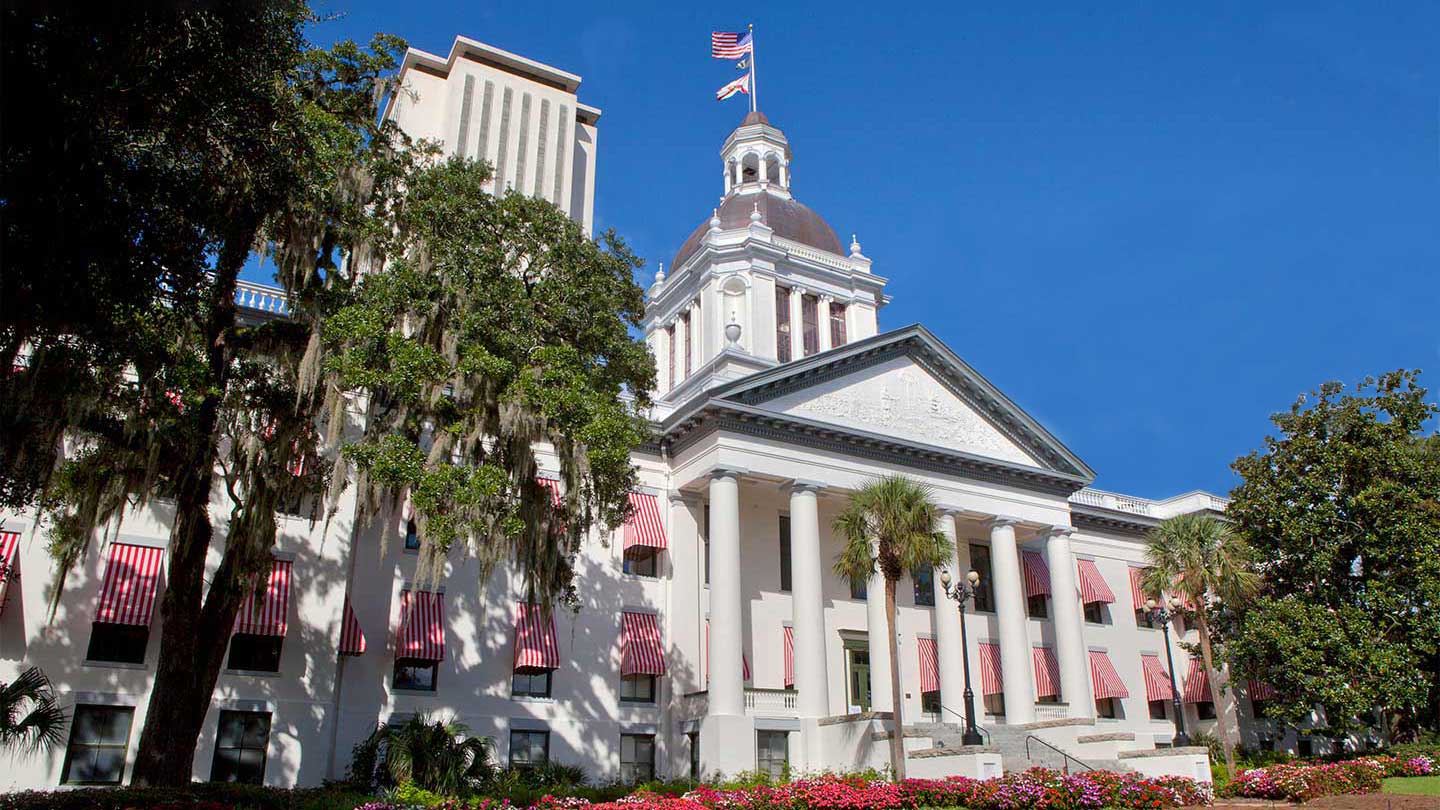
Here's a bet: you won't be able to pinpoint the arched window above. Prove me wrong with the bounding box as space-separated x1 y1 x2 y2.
741 153 761 183
765 154 782 184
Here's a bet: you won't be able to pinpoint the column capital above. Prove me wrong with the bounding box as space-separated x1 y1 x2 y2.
668 489 702 505
784 479 826 494
706 465 748 482
986 516 1022 530
1041 524 1075 539
792 285 808 297
818 293 834 304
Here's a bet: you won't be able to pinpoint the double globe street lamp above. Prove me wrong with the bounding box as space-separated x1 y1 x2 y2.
1145 596 1191 747
938 567 985 746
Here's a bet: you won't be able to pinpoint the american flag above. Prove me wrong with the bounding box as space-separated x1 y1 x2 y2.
711 31 752 59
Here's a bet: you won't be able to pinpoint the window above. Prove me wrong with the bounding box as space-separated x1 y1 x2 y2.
227 634 283 673
404 519 420 550
509 730 549 768
620 733 655 783
1027 594 1049 619
86 623 149 665
849 575 868 600
667 324 677 391
1195 701 1217 720
624 547 658 577
1250 698 1271 719
1149 700 1169 720
681 310 692 379
211 710 270 784
800 294 819 356
775 286 792 363
1135 607 1157 629
621 674 656 704
756 730 788 780
921 691 941 715
1095 697 1120 719
1037 693 1061 705
393 658 438 691
983 693 1006 717
968 545 994 612
1084 602 1109 624
829 302 847 347
778 516 792 592
688 731 700 780
1298 736 1314 757
912 566 935 606
703 506 710 585
62 705 134 785
512 668 553 699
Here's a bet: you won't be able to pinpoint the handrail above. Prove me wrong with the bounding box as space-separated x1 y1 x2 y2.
1024 735 1093 774
938 702 990 745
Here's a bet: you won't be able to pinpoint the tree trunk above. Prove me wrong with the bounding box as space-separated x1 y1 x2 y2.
1195 612 1237 780
129 221 264 786
884 577 906 781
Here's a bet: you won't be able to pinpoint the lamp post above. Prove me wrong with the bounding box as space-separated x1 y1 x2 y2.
939 567 984 746
1146 597 1191 747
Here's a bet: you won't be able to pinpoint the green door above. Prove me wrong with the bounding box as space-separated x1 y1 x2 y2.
848 649 872 712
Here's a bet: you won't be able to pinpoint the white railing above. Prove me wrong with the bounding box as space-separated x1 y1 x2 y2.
1070 488 1154 516
744 688 799 716
1033 703 1070 722
773 236 855 272
235 280 290 316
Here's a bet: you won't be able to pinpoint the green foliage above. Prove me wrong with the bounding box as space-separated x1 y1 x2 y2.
0 784 369 810
831 475 953 586
351 715 496 796
324 157 655 605
0 667 66 755
1225 370 1440 736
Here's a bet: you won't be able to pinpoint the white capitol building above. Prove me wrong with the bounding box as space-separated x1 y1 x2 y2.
0 35 1311 790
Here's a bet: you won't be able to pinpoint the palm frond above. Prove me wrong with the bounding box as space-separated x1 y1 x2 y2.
0 667 68 756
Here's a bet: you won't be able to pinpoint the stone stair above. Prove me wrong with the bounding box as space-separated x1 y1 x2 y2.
906 719 1138 775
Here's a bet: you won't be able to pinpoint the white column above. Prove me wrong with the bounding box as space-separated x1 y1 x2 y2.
1045 527 1092 719
932 513 967 725
988 518 1035 724
669 492 703 694
865 539 894 713
789 286 805 361
707 469 744 718
788 482 830 719
818 295 834 352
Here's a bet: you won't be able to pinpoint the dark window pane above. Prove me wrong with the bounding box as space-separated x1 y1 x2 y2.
85 623 149 665
513 669 552 698
829 303 847 347
1027 594 1049 618
849 576 867 600
623 548 658 577
775 286 792 363
1084 602 1107 624
968 545 994 612
1149 700 1169 720
912 566 935 606
800 295 819 356
921 690 941 714
227 634 283 672
62 705 134 785
393 659 438 691
405 520 420 550
1196 701 1217 720
211 710 270 785
620 674 655 703
778 516 792 592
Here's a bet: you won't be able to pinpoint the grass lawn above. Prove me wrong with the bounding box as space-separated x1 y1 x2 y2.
1383 775 1440 796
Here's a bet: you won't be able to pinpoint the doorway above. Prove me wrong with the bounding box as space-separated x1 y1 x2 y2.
846 645 872 712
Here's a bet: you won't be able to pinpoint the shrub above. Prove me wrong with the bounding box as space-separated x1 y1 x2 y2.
0 784 369 810
1226 754 1435 802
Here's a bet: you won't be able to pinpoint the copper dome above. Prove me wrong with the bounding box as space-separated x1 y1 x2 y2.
671 189 844 270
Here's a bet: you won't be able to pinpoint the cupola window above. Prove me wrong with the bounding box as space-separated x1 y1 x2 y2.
775 286 792 363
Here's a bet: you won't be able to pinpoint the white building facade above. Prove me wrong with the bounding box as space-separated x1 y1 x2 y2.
1 36 1299 792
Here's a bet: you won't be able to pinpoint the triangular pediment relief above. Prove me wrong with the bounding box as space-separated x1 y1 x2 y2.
759 354 1040 466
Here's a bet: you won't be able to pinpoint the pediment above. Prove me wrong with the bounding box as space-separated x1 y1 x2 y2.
761 354 1039 466
706 324 1094 479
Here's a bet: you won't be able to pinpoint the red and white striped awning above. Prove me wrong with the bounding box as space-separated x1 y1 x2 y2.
979 642 1004 696
1182 658 1211 703
1141 654 1173 701
396 590 446 662
95 543 165 627
234 558 292 637
513 603 560 671
622 491 667 553
1077 559 1116 604
705 619 750 682
1033 646 1062 699
1248 679 1277 702
917 636 940 694
1129 567 1153 610
536 477 562 507
1022 551 1051 597
621 611 667 676
783 626 794 688
1088 650 1129 699
0 531 19 615
339 600 366 656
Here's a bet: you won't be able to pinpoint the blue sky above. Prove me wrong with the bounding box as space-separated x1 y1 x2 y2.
304 0 1438 498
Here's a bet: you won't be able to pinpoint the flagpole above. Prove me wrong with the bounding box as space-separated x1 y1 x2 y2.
749 23 758 113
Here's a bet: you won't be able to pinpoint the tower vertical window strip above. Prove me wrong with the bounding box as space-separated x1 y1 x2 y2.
456 75 475 158
536 99 550 198
554 106 569 203
801 294 819 356
496 87 514 190
829 302 847 347
666 324 676 393
682 311 692 379
516 93 532 194
775 286 792 363
477 81 495 184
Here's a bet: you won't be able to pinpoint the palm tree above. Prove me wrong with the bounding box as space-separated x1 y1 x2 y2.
833 474 952 781
358 714 495 795
1144 512 1260 780
0 667 68 755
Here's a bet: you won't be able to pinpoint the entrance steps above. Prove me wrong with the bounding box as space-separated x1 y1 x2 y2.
903 718 1147 775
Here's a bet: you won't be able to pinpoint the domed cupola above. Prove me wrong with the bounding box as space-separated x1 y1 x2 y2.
643 111 889 415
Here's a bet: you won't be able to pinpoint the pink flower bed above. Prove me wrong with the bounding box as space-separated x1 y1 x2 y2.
1227 754 1434 802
